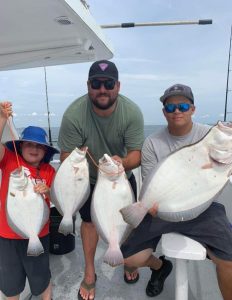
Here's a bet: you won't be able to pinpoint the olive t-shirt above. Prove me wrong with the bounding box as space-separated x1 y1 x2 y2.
58 94 144 184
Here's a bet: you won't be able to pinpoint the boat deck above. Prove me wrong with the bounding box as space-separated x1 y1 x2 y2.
18 215 223 300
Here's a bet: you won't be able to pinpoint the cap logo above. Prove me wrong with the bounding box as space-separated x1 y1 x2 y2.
170 85 183 92
99 63 108 71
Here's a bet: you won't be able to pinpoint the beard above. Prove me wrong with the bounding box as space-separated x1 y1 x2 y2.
91 93 117 110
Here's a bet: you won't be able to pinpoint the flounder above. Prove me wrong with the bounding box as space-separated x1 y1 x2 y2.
121 121 232 227
91 154 134 266
7 166 49 256
51 147 90 235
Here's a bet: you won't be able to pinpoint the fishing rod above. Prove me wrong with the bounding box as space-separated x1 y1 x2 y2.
101 19 212 29
224 25 232 122
44 66 53 146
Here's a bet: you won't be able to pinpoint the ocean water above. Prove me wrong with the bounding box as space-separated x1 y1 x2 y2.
44 125 164 146
18 125 164 160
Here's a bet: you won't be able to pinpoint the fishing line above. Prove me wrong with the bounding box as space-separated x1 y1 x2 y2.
86 148 124 176
6 114 21 169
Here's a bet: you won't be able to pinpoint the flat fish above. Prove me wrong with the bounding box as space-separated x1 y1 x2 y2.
121 121 232 227
6 166 49 256
51 147 90 235
91 154 135 267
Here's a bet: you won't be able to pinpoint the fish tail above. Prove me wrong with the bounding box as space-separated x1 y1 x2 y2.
58 215 74 236
27 235 44 256
103 244 124 267
120 202 147 228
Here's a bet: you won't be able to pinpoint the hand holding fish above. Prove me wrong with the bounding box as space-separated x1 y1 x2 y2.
34 182 50 197
111 155 123 165
0 101 13 119
148 202 159 217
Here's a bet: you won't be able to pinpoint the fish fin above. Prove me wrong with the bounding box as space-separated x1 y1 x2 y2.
103 244 124 267
27 235 44 256
120 202 147 228
58 215 74 236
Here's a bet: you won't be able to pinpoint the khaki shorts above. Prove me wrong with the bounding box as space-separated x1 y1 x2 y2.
121 202 232 261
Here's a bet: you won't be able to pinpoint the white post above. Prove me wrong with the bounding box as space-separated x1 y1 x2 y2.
175 259 188 300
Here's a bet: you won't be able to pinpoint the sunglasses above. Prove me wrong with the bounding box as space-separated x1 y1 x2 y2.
90 79 116 90
164 103 192 113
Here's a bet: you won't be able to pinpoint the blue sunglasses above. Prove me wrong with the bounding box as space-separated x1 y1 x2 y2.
164 103 192 113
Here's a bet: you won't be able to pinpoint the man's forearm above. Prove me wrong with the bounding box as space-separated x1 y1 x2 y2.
122 150 141 171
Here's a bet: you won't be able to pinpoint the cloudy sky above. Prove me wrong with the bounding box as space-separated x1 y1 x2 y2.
0 0 231 128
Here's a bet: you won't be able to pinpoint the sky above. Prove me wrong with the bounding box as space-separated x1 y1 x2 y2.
0 0 232 128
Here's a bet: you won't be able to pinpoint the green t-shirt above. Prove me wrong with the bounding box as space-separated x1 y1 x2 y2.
58 94 144 184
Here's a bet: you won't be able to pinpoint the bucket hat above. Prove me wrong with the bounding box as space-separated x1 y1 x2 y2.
5 126 59 163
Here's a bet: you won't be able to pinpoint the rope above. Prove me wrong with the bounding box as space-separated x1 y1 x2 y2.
6 117 20 169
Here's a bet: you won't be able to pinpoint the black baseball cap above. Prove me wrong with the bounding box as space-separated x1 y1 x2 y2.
160 84 194 104
88 60 118 81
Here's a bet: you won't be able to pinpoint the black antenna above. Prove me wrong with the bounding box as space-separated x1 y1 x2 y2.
44 67 53 146
224 25 232 122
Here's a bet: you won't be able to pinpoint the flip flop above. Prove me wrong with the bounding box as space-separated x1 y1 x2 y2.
78 274 97 300
124 266 140 284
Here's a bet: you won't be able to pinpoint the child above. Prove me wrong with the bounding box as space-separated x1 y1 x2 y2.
0 101 59 300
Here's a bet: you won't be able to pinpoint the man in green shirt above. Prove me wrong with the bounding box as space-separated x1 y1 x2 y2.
58 60 150 300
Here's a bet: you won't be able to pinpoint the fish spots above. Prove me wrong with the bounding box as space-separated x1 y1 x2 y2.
10 192 15 197
73 166 79 174
201 162 213 169
112 182 117 189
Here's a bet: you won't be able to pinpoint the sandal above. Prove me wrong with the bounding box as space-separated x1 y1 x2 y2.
146 256 173 297
78 274 97 300
124 265 140 284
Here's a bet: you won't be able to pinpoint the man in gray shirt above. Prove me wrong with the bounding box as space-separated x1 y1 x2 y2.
121 84 232 300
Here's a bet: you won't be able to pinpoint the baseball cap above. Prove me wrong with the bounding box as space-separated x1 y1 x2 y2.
160 84 194 104
88 60 118 81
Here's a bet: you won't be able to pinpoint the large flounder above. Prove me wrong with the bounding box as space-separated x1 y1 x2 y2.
7 166 49 256
51 147 90 235
121 121 232 227
91 154 134 267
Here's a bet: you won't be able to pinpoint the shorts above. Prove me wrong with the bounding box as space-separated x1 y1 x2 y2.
121 202 232 261
0 235 51 297
79 173 137 222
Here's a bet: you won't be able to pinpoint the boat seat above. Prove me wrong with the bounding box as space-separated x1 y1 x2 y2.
161 232 206 300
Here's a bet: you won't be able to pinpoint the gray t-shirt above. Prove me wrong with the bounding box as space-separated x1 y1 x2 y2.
141 122 211 180
58 94 144 184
